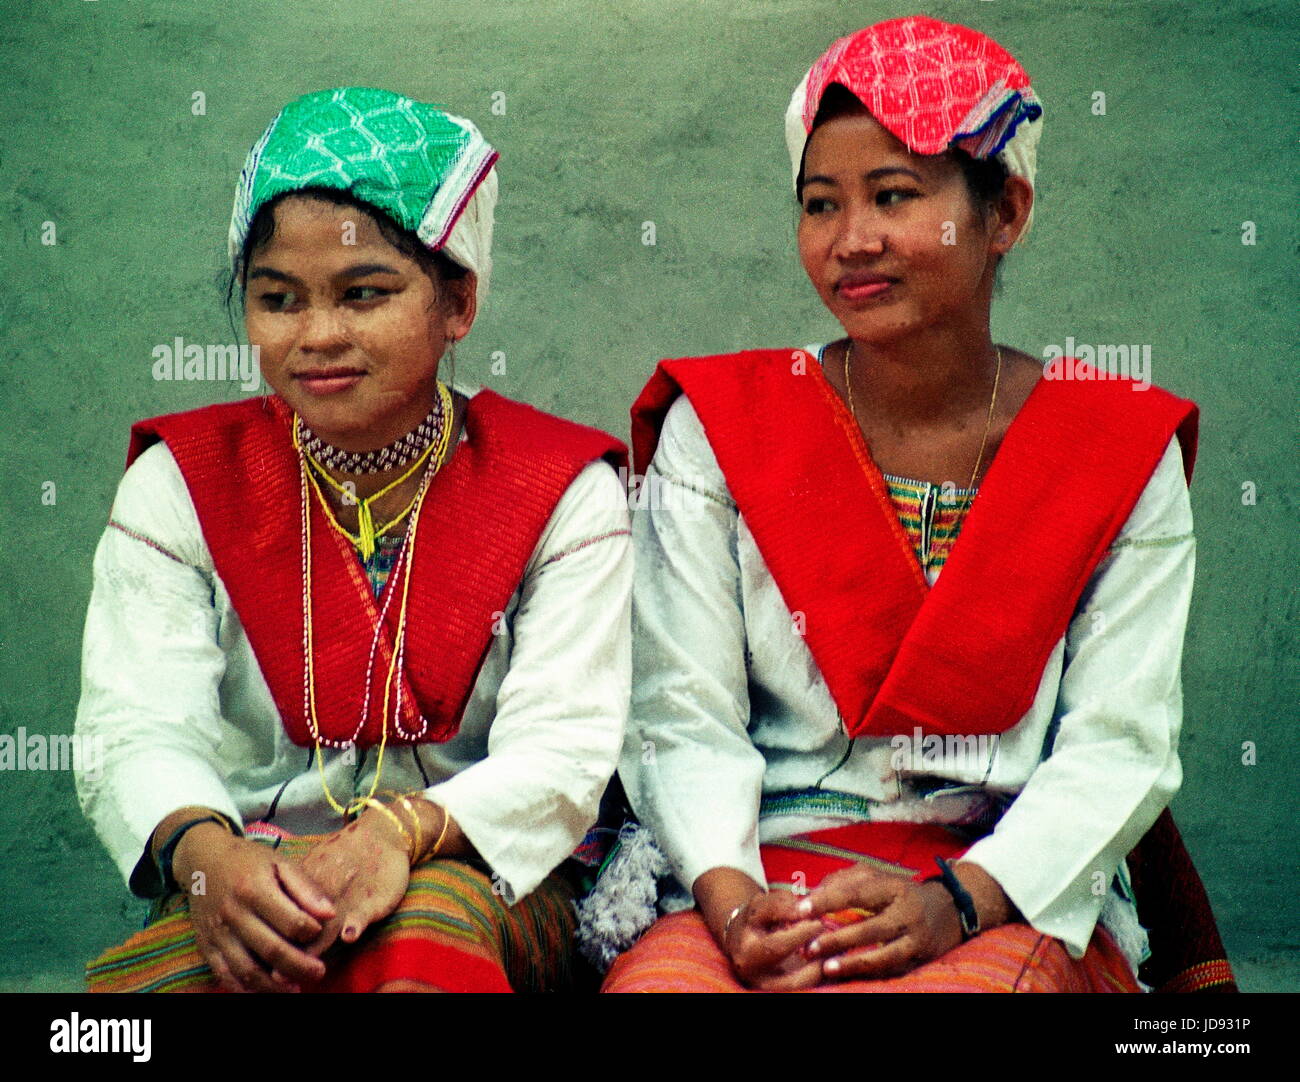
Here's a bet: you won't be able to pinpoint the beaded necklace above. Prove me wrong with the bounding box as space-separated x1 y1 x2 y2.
292 381 456 816
299 388 449 561
298 400 440 474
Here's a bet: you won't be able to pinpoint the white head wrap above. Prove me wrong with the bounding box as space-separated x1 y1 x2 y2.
440 166 497 308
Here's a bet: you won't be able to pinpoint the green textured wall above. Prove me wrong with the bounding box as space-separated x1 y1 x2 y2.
1 0 1295 991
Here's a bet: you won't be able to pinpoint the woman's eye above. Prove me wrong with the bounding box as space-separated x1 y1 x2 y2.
346 285 390 302
877 188 919 207
803 197 835 215
260 291 297 311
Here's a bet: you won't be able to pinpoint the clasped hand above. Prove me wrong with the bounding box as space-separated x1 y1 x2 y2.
727 865 964 990
177 811 414 993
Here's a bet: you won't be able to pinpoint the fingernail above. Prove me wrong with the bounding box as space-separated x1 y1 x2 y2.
806 938 821 956
796 899 812 916
824 958 840 974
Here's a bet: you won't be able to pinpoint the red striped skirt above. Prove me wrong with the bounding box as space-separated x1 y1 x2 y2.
603 822 1141 993
86 831 576 993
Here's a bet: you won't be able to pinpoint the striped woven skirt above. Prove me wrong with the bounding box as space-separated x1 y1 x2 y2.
602 822 1141 993
86 830 577 993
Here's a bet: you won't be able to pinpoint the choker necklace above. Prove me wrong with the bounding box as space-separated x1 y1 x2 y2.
299 399 443 475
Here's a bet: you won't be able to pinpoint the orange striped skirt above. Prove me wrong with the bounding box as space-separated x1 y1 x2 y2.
601 910 1140 992
86 832 576 993
603 821 1141 993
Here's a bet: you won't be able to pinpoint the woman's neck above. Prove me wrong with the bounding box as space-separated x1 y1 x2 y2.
314 390 468 519
841 327 1001 430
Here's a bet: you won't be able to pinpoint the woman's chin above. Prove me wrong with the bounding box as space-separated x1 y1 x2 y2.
835 320 913 347
287 396 381 446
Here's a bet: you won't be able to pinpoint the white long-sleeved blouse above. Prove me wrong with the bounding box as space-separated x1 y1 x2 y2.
75 386 633 905
622 351 1195 962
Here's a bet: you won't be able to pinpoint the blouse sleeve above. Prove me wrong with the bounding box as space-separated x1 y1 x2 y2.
960 434 1195 957
620 396 769 895
74 443 244 891
423 460 633 903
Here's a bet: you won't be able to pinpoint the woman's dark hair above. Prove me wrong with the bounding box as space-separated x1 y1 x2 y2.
796 83 1009 213
222 186 469 336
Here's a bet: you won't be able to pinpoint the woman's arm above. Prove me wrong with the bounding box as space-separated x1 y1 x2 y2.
418 459 633 903
957 434 1194 958
75 443 246 888
623 397 768 893
74 444 341 991
623 397 824 984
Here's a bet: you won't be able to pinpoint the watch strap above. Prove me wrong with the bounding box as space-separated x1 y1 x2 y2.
927 856 981 939
155 813 240 894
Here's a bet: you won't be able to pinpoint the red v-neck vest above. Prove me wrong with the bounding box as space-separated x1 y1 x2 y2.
631 350 1197 739
127 391 626 748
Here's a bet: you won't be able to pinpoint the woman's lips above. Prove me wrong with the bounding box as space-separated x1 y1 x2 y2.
836 277 895 303
295 370 364 395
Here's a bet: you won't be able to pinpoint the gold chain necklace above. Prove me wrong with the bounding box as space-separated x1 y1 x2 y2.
843 341 1003 493
292 381 456 816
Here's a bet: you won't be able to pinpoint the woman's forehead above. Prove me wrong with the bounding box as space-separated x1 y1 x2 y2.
258 198 396 249
803 113 945 178
250 199 418 271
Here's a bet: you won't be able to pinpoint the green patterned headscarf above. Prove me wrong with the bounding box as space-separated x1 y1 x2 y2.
227 87 499 304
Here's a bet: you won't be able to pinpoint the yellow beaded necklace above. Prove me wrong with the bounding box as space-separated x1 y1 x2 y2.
292 381 456 816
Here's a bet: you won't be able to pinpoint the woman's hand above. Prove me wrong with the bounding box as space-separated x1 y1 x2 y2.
724 890 827 991
295 809 416 958
796 865 965 981
172 823 337 993
694 867 824 990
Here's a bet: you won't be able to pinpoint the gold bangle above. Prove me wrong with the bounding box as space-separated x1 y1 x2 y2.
378 790 425 866
394 795 424 867
356 797 415 861
393 792 449 865
424 804 452 863
723 903 746 945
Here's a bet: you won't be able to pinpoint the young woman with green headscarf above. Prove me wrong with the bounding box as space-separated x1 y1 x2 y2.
75 87 632 993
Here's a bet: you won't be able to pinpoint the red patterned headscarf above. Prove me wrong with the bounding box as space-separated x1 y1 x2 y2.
785 16 1043 240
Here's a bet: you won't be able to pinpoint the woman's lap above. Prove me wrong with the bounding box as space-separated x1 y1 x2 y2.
87 841 576 993
601 910 1141 993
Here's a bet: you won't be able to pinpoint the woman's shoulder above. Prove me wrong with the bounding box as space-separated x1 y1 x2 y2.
654 395 731 496
1116 434 1194 542
108 441 212 570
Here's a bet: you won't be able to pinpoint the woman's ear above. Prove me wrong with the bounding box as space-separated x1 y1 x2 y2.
441 271 478 341
992 175 1034 254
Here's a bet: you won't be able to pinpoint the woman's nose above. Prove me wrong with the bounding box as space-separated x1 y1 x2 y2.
297 303 349 351
831 205 886 260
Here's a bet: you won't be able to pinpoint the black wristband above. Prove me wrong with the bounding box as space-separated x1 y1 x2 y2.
155 814 238 893
926 857 981 940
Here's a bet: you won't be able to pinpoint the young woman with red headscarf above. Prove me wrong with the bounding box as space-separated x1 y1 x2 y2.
601 17 1234 993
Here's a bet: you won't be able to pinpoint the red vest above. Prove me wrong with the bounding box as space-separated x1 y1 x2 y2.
631 350 1197 739
128 391 626 748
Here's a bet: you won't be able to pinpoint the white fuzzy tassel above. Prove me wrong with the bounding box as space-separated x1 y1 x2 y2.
1099 889 1153 992
575 822 670 972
